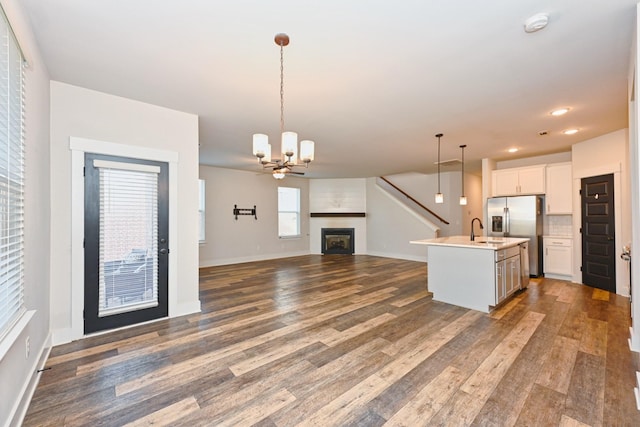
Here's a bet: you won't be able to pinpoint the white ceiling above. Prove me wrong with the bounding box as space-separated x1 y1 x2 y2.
20 0 637 178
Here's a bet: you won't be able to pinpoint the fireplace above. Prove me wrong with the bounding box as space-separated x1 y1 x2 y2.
321 228 355 255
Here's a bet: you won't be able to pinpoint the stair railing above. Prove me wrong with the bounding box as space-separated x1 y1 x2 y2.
379 176 450 225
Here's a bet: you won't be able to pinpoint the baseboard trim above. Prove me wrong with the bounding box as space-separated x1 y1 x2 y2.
365 251 427 263
7 332 52 427
199 250 311 268
630 326 640 353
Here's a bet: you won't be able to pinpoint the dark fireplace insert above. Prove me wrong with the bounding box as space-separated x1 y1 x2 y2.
321 228 355 255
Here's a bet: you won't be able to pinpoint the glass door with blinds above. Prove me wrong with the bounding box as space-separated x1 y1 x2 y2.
84 153 169 334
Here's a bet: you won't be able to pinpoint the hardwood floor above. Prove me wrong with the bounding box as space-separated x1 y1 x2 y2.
24 255 640 426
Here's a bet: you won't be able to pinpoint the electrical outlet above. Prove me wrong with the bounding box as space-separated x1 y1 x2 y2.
25 336 30 359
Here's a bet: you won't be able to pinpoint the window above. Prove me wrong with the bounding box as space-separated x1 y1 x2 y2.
94 161 160 317
198 179 205 242
0 6 26 341
278 187 300 238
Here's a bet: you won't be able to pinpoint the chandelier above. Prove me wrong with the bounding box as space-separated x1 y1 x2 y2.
252 33 315 179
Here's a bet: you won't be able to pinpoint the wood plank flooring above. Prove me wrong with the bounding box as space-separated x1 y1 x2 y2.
24 255 640 426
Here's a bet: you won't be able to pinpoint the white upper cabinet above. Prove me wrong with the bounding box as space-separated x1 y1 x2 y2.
492 165 546 196
545 162 572 214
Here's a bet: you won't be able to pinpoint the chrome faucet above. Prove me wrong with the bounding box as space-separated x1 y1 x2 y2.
470 217 484 241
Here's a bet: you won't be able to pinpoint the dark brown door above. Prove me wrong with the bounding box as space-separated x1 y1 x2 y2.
581 174 616 292
84 153 169 334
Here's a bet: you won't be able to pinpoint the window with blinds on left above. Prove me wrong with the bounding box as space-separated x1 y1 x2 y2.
0 5 26 344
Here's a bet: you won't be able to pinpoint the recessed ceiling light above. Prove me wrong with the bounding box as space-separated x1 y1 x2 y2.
524 13 549 33
550 108 570 116
563 129 579 135
508 148 519 153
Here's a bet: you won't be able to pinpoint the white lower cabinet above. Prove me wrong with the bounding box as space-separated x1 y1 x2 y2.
496 246 521 304
543 236 573 279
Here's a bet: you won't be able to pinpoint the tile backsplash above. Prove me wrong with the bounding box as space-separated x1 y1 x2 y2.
546 215 572 236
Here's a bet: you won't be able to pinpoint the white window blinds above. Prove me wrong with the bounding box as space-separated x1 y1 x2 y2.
0 5 25 339
95 161 160 317
0 6 25 341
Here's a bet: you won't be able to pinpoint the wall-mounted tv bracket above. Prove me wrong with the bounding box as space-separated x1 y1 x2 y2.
234 204 257 220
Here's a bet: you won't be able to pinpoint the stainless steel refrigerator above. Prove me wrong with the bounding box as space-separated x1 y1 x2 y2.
487 195 543 277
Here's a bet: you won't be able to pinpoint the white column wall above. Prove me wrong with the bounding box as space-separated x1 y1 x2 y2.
309 179 367 254
50 81 200 345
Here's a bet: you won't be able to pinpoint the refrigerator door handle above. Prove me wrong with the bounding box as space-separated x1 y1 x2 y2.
504 207 510 236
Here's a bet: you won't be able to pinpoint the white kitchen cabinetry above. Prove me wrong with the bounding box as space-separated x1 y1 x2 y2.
496 246 521 304
545 163 572 214
492 165 546 196
543 236 573 279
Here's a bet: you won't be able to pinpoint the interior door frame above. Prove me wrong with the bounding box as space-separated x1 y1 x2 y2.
572 162 624 295
69 137 179 342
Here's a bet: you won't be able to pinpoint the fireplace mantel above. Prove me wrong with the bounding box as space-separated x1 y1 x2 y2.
310 212 366 218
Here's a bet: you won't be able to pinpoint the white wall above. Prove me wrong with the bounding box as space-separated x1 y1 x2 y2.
381 172 470 236
199 166 310 266
461 173 484 236
496 151 572 169
366 178 436 261
572 129 631 295
0 1 51 426
50 81 200 345
198 173 480 262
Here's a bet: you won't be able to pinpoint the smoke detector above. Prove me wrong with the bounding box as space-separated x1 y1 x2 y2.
524 13 549 33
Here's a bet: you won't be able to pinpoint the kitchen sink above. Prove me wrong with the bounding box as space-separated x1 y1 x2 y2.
474 238 504 244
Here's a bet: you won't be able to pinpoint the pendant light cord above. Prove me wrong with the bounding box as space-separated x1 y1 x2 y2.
460 145 465 196
437 134 441 193
280 41 285 135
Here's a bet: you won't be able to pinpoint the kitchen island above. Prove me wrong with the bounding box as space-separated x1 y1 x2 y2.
411 236 530 312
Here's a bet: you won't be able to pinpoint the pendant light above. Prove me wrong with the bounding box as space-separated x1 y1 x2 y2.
435 133 444 204
459 144 467 205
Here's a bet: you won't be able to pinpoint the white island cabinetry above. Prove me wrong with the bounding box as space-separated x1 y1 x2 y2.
411 236 529 313
496 245 521 304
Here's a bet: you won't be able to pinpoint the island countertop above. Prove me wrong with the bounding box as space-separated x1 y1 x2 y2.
410 235 529 250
